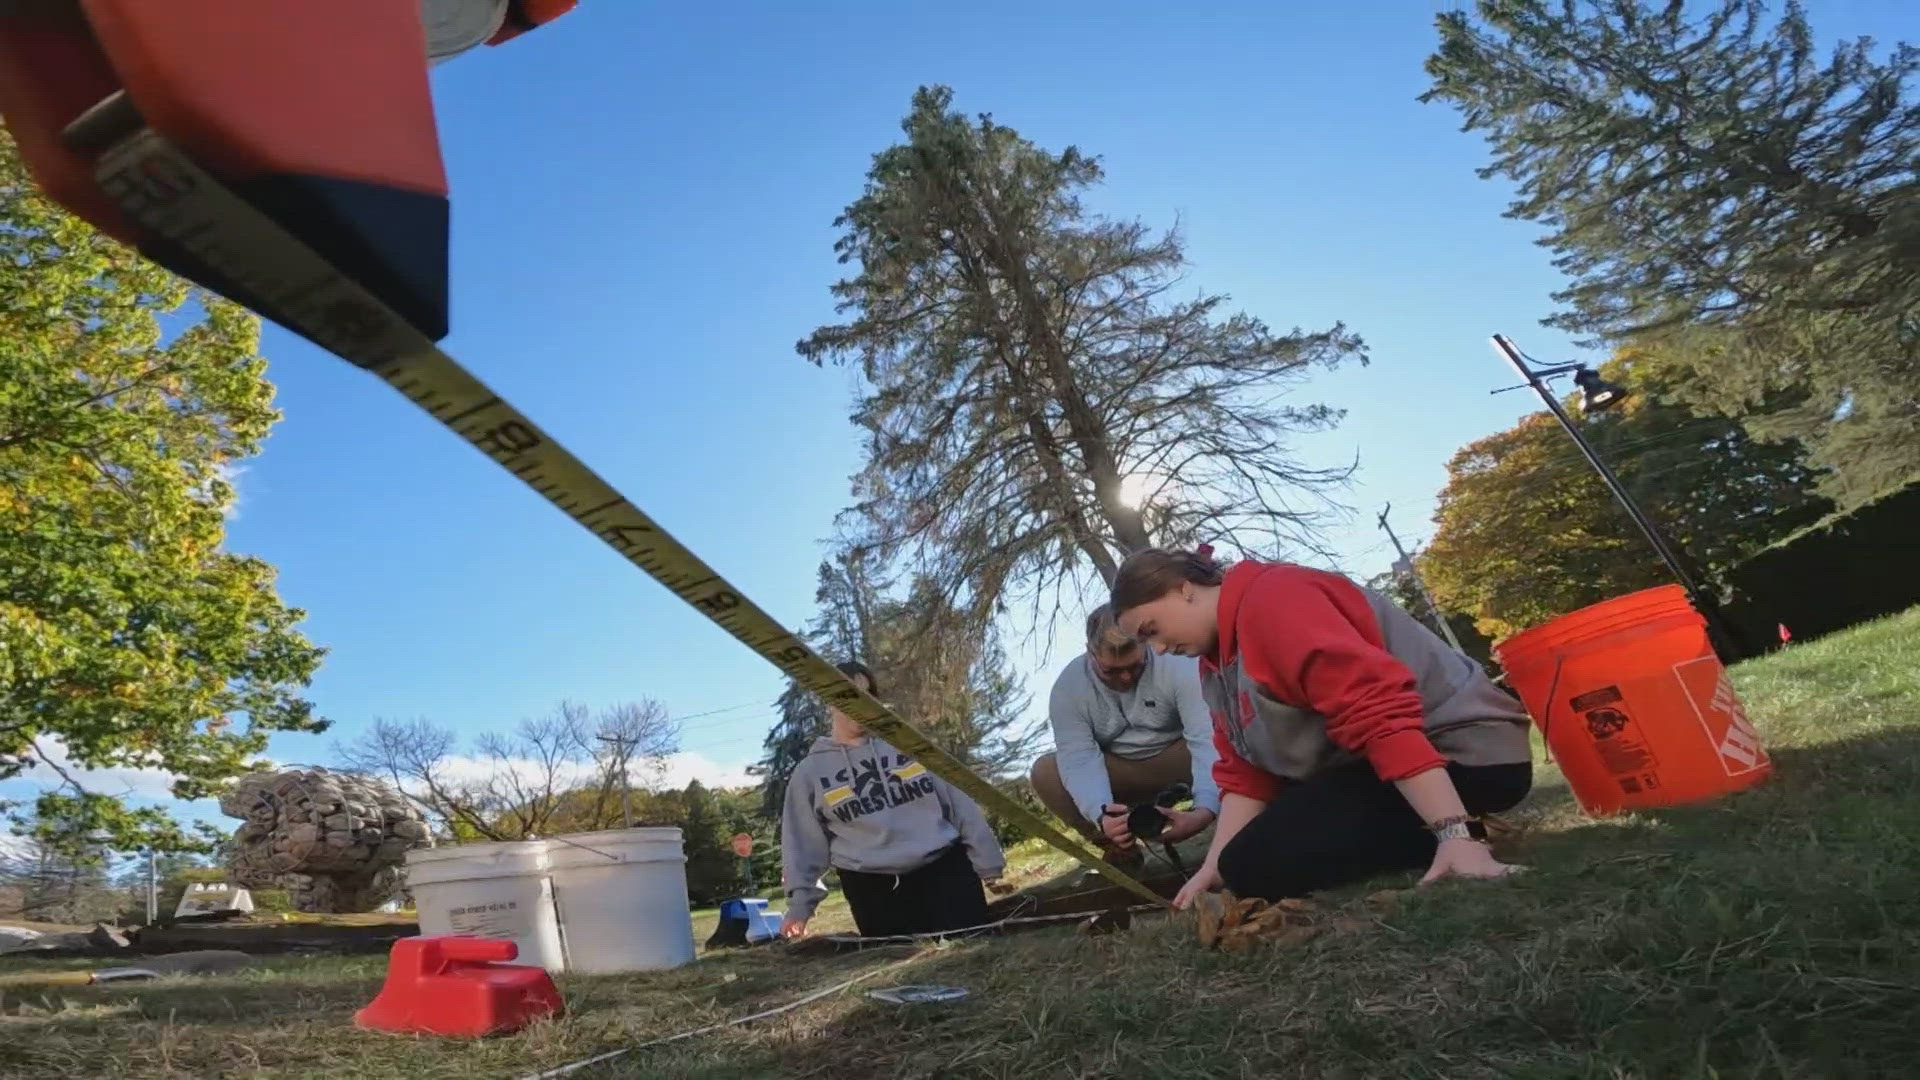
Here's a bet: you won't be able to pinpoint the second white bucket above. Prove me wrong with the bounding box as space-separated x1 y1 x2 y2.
405 840 566 973
545 827 696 974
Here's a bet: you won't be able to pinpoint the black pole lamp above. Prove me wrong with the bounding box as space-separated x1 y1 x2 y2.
1572 366 1630 412
1488 334 1747 662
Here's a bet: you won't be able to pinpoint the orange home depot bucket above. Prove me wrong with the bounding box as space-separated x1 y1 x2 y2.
1494 584 1771 816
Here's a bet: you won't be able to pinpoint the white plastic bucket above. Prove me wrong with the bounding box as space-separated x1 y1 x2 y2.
404 840 566 973
544 827 696 974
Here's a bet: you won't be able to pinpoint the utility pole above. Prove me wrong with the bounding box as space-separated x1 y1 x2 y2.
1489 333 1747 661
596 733 636 827
1376 504 1466 653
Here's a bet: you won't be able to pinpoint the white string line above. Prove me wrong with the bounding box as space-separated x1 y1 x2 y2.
813 902 1164 946
520 954 920 1079
522 898 1169 1077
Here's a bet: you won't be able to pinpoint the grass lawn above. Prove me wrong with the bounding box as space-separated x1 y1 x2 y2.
5 608 1919 1078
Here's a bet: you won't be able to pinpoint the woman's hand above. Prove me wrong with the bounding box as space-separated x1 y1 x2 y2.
779 916 809 939
1419 837 1523 886
1172 861 1224 910
1160 807 1216 844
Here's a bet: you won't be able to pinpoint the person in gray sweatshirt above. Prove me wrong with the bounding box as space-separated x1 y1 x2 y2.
1029 604 1222 864
779 661 1008 939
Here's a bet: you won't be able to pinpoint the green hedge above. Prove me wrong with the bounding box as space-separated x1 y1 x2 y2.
1722 482 1920 645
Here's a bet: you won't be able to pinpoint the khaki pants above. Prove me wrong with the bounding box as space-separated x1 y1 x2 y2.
1029 740 1194 842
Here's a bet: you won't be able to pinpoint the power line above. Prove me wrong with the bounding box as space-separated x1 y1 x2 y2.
665 700 769 724
1535 419 1757 467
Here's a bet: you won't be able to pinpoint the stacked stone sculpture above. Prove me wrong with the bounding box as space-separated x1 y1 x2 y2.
218 767 433 913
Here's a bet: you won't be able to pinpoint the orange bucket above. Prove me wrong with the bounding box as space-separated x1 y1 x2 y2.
1494 584 1771 815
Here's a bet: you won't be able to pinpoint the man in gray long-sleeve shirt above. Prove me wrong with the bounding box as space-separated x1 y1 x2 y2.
1029 604 1221 859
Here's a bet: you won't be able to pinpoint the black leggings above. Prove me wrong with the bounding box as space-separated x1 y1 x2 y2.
836 843 990 937
1217 761 1532 901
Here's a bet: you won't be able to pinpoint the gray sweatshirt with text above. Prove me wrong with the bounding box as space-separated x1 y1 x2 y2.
1046 650 1222 825
780 735 1006 922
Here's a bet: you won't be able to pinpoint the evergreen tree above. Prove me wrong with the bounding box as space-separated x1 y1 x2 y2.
752 553 1039 818
1423 1 1919 504
800 85 1363 619
755 680 827 819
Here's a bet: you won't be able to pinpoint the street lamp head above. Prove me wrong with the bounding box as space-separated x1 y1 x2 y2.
1574 367 1630 413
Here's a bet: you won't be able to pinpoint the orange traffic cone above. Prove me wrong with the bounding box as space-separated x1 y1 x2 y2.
355 936 563 1038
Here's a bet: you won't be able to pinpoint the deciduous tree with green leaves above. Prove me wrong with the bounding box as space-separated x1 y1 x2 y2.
677 779 738 905
1419 350 1829 639
1 133 326 853
1423 0 1919 505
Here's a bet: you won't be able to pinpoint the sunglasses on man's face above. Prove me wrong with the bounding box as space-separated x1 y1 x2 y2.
1093 655 1146 680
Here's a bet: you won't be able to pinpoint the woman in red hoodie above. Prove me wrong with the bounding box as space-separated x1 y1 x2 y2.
1109 546 1533 909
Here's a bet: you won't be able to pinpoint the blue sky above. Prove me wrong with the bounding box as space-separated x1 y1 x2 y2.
10 0 1908 829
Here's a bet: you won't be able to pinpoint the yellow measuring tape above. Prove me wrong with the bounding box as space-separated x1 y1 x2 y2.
90 125 1165 908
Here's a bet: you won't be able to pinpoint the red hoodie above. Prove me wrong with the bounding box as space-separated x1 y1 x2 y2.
1200 561 1530 801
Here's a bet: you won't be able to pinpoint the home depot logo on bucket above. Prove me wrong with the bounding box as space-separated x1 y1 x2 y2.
1672 658 1769 776
1497 585 1773 815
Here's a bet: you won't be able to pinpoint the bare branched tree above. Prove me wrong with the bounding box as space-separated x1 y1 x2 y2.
0 827 121 924
579 699 678 830
800 85 1365 624
334 700 678 840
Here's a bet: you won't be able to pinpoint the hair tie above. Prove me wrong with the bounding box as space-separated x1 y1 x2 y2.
1195 543 1214 560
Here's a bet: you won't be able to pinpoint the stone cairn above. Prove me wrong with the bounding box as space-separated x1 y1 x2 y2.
218 767 433 914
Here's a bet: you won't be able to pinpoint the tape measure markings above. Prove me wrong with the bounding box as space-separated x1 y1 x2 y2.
90 126 1166 908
